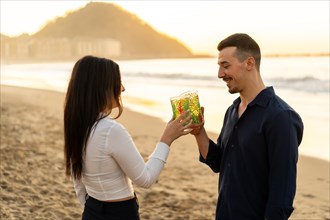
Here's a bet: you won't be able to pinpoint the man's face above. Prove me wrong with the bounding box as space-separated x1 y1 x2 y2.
217 47 245 94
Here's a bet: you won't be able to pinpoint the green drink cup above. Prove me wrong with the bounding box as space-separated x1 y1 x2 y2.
170 90 203 124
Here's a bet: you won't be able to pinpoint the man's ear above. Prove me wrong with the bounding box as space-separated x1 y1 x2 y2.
246 57 255 71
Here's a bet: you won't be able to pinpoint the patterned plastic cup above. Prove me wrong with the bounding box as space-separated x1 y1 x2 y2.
170 90 203 124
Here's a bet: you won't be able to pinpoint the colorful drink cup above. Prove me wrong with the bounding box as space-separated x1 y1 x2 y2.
170 90 203 124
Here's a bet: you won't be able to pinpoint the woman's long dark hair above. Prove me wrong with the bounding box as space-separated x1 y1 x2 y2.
64 55 123 179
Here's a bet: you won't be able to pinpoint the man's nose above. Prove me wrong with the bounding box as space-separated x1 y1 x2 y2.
218 69 225 79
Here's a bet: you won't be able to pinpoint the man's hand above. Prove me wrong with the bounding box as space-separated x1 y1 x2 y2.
190 107 205 135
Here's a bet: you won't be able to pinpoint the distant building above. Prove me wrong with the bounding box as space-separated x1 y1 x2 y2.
72 37 121 58
1 36 121 63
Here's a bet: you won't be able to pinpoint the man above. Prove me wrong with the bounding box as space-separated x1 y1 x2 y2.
191 33 304 220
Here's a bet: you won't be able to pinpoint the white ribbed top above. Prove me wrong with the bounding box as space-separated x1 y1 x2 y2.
73 117 170 207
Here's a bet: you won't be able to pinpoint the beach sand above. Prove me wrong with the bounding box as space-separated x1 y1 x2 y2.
0 85 329 220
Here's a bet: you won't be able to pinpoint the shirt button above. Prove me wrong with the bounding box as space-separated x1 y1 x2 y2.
227 163 231 167
231 144 234 148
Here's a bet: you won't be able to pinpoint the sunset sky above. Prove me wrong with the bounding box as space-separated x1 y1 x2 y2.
1 0 329 56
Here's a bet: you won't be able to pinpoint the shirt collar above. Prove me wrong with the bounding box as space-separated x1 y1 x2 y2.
233 86 275 108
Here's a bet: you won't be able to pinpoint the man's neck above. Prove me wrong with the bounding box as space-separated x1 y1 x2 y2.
240 83 266 107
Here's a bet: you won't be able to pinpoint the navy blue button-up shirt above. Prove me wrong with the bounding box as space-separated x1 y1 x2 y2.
200 87 304 220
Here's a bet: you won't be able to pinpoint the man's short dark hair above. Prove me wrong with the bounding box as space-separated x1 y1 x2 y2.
218 33 261 71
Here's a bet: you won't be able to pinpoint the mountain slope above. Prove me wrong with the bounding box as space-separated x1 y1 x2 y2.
33 2 192 58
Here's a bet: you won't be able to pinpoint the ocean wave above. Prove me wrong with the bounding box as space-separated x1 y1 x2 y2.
123 71 217 81
265 76 329 93
123 72 329 94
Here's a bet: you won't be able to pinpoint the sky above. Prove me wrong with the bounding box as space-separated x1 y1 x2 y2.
1 0 329 56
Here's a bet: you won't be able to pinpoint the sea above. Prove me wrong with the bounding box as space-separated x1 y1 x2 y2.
1 56 329 162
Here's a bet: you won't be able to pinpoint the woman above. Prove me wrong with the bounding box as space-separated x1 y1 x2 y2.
64 55 192 219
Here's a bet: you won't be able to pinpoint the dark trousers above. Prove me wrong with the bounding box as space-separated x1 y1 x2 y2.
82 196 140 220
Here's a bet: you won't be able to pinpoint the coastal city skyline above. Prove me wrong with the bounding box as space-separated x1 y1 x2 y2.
1 0 329 56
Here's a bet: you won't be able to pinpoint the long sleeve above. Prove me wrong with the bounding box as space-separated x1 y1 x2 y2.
199 108 230 173
73 177 87 208
199 139 222 173
107 123 170 188
265 110 303 219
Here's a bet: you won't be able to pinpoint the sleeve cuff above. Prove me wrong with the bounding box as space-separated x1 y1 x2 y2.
199 139 215 163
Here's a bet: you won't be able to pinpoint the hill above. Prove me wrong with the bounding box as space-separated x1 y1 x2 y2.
34 2 192 59
1 2 193 63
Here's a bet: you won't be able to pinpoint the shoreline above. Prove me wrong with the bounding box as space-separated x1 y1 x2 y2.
1 85 329 219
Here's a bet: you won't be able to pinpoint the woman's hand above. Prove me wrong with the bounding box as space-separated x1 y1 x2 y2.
160 111 192 146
